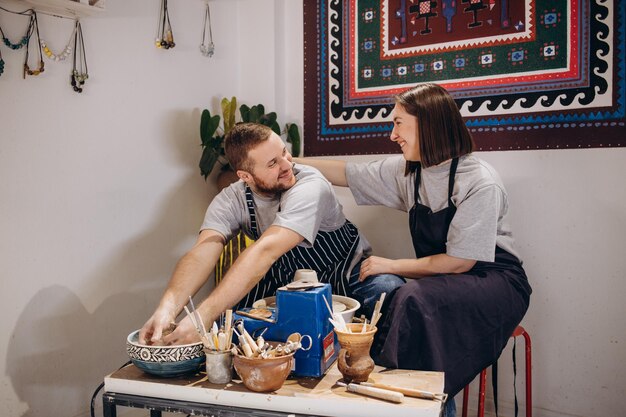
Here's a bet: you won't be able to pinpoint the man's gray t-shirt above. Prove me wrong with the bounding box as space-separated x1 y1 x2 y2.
201 164 371 275
346 155 520 262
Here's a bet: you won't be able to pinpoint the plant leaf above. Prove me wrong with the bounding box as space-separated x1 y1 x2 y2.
249 105 261 123
240 104 250 123
287 123 301 157
222 96 237 134
199 146 220 180
200 109 212 145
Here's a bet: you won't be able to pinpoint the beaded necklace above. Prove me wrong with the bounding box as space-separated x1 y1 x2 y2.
70 20 88 93
155 0 175 49
0 12 34 50
199 0 214 57
23 12 45 78
40 23 76 62
0 48 4 77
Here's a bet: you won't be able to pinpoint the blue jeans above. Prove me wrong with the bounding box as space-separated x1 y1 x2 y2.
443 398 456 417
347 259 406 318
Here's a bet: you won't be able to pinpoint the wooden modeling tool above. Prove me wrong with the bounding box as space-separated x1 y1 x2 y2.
336 381 404 403
360 382 448 402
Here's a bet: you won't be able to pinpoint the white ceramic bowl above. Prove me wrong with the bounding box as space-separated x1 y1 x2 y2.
252 295 360 323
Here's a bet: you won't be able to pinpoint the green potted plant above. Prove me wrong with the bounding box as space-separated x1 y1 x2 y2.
199 96 301 180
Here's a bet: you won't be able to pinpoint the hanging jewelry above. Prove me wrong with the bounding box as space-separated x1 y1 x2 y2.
0 11 34 50
40 24 75 62
0 13 34 50
0 48 5 77
155 0 175 49
23 12 44 78
70 20 88 93
199 0 214 57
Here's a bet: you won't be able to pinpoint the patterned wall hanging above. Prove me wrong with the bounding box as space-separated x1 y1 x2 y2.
303 0 626 156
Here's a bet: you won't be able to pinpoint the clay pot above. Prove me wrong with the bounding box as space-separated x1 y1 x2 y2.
335 323 377 383
233 353 294 392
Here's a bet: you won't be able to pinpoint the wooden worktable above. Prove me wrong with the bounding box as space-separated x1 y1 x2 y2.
103 363 444 417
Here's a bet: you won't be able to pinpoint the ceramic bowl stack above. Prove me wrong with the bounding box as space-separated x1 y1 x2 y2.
126 330 205 377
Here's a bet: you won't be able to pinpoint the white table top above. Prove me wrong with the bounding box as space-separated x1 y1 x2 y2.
104 363 444 417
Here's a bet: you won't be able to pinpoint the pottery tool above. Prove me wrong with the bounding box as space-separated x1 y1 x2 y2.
188 296 207 337
370 292 386 327
184 305 213 349
323 294 348 332
217 330 226 351
336 381 404 403
224 309 233 348
360 382 448 402
233 328 253 357
235 309 276 323
237 321 260 353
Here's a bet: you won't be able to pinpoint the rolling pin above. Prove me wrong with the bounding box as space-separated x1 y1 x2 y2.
336 381 404 403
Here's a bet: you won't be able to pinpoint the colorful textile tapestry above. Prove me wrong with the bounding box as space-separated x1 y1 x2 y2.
303 0 626 156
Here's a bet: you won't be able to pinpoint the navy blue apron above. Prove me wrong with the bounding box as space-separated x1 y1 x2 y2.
373 158 532 398
234 185 361 310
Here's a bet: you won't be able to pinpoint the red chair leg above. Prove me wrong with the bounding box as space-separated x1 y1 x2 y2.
477 369 487 417
523 328 532 417
462 385 469 417
462 325 532 417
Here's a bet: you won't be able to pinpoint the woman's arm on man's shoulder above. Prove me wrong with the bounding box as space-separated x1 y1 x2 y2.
294 157 348 187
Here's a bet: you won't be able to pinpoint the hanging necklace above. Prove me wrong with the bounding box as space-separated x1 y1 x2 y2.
0 13 33 50
155 0 175 49
70 20 88 93
40 23 75 62
23 12 44 78
199 0 214 57
0 48 4 77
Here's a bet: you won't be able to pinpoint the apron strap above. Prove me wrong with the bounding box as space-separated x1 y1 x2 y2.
245 185 260 240
447 157 459 208
413 157 459 208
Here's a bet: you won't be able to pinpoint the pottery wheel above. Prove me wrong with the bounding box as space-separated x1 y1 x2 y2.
332 301 347 312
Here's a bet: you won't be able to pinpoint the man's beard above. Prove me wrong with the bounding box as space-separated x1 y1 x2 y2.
251 167 295 195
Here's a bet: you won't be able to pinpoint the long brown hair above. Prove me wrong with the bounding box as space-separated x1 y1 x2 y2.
395 83 474 167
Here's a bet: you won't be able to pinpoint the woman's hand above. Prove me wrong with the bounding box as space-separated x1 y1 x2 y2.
359 256 396 281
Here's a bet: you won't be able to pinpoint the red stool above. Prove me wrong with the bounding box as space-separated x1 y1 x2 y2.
461 325 532 417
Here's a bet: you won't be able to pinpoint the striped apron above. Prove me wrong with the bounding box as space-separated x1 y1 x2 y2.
235 186 361 310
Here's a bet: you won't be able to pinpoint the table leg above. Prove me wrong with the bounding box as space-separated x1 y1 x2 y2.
102 393 117 417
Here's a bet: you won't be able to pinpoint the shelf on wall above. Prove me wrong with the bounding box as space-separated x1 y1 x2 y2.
18 0 104 18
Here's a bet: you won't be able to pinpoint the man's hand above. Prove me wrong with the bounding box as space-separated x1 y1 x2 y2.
138 307 176 345
162 315 201 346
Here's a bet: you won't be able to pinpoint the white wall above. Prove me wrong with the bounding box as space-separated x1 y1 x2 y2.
0 1 624 417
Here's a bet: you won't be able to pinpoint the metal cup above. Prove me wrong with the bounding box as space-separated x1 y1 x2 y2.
205 349 233 384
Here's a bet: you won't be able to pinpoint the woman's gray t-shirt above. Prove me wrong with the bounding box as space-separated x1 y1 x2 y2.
345 155 520 262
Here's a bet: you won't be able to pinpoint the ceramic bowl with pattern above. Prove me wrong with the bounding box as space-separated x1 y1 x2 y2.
126 330 205 377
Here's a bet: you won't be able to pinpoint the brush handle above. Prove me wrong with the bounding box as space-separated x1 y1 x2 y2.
346 383 404 403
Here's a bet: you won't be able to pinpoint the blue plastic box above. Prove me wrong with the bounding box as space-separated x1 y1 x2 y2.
233 284 339 377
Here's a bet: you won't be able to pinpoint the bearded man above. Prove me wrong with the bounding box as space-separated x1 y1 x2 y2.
140 123 404 345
